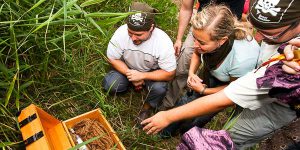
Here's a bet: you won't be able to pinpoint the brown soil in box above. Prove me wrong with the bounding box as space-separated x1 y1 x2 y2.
70 118 118 150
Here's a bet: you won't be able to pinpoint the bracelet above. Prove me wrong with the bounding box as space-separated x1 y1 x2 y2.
199 84 207 95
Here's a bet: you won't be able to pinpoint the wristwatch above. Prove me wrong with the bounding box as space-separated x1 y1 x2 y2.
199 84 207 95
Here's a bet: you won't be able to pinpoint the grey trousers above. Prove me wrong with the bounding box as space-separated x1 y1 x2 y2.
159 28 194 111
228 102 297 150
102 70 167 108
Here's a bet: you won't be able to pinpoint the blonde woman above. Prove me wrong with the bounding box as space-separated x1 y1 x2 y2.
159 4 260 137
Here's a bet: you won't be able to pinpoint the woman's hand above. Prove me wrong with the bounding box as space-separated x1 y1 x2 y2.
187 74 204 92
187 74 202 84
190 82 207 93
141 111 172 135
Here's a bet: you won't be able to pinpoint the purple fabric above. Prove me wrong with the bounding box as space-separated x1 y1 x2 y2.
176 127 236 150
256 61 300 103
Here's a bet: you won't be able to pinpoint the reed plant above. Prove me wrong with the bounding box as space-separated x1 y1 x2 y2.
0 0 178 149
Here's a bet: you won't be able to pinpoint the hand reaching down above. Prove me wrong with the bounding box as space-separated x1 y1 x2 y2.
174 40 182 57
141 111 172 135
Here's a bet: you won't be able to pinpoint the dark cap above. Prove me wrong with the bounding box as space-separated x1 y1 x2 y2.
249 0 300 30
127 2 158 31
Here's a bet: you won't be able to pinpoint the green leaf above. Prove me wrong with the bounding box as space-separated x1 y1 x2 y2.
86 12 133 18
0 141 22 147
96 15 126 27
27 0 46 13
74 4 105 36
19 81 34 91
67 10 82 16
80 0 105 7
0 4 4 14
0 82 10 88
0 63 9 79
5 73 17 107
48 30 81 43
32 0 78 33
68 135 103 150
0 38 9 46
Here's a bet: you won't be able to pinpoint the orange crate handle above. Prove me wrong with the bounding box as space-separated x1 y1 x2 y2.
19 113 37 128
23 131 44 146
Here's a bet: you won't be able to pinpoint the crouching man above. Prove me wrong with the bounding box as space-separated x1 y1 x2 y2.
102 2 176 126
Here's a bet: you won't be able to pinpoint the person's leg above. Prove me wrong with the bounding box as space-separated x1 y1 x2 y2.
136 80 168 127
102 70 129 93
228 103 297 149
159 28 195 111
179 77 228 133
144 80 168 109
160 91 201 138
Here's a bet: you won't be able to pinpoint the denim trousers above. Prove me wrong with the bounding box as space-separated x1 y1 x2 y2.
102 70 167 108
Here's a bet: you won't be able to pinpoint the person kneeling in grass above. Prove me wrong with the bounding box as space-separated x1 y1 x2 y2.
102 2 176 127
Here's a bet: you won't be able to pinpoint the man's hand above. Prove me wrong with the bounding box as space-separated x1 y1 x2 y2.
141 111 171 135
126 69 145 81
132 80 144 91
132 80 144 87
282 38 300 74
174 40 182 57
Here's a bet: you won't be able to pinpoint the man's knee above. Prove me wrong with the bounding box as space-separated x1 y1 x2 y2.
102 71 128 93
228 104 297 149
149 82 167 96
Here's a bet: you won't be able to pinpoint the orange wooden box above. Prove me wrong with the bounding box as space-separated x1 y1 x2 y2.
17 104 125 150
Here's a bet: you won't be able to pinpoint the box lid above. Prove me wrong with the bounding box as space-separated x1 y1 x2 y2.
18 104 73 149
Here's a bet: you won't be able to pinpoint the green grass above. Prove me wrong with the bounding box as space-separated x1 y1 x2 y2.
0 0 180 149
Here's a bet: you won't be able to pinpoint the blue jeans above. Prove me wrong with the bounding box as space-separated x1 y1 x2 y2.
102 70 167 108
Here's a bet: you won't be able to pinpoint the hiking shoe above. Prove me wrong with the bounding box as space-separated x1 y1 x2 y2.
136 110 152 129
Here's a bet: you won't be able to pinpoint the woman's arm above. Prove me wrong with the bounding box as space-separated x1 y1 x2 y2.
199 77 238 95
189 69 239 95
188 52 201 76
174 0 194 56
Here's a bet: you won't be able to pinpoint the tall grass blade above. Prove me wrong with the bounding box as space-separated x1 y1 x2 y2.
19 81 34 91
222 109 242 130
48 90 92 109
0 82 10 88
63 0 67 60
26 0 46 13
32 0 78 33
86 12 133 18
0 63 9 79
5 73 17 107
0 3 4 13
67 135 107 150
97 15 127 27
0 141 23 148
80 0 105 7
74 4 105 36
